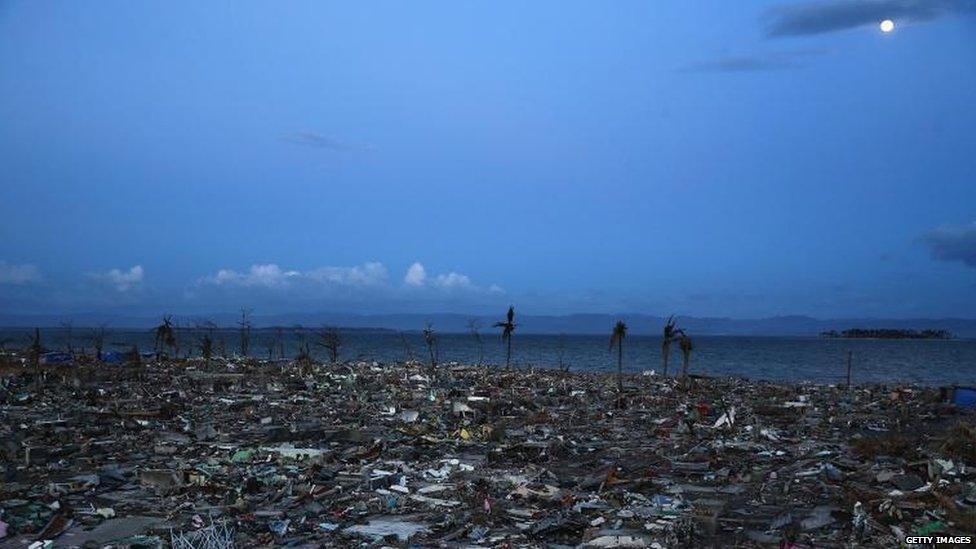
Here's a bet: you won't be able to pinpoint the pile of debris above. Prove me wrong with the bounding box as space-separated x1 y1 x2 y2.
1 354 975 547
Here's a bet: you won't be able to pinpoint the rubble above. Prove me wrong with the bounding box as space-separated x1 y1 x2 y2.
1 354 975 547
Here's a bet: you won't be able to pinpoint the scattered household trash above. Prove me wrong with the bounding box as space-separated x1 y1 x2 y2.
1 350 975 546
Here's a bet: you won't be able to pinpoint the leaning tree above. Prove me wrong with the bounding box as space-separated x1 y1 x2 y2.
661 315 684 376
316 326 342 364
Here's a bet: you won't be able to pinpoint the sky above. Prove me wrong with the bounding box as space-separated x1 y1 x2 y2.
1 0 975 319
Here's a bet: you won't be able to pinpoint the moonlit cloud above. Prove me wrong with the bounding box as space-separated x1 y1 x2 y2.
97 265 144 292
764 0 975 38
0 261 41 285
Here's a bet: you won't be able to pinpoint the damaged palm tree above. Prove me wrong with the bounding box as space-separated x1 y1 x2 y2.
197 321 216 366
153 316 177 361
264 329 279 361
398 331 414 363
200 333 214 364
610 320 627 394
88 325 107 362
557 333 567 371
216 333 226 359
422 323 438 375
172 321 185 359
238 308 252 358
494 306 516 369
661 315 683 376
275 327 285 360
125 343 141 367
293 327 312 372
316 326 342 364
679 333 694 384
27 328 43 387
60 320 74 356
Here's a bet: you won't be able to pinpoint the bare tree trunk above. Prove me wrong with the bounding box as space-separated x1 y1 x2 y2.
846 350 853 389
506 337 512 369
399 332 413 363
238 308 252 358
662 342 670 376
617 339 623 393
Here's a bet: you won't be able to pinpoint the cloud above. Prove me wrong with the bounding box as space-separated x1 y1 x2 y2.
205 262 388 288
432 272 473 289
211 264 299 287
186 261 503 312
0 261 41 285
402 262 498 292
679 49 826 73
202 261 498 296
404 262 427 286
97 265 144 292
765 0 975 37
922 222 976 268
282 131 367 152
680 54 804 73
306 263 389 286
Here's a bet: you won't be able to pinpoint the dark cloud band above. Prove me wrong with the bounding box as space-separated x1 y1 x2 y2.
923 222 976 268
765 0 975 37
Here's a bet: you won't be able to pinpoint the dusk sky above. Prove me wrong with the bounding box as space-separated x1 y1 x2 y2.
1 1 974 319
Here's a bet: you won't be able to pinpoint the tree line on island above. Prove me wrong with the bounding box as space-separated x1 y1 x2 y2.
820 328 953 340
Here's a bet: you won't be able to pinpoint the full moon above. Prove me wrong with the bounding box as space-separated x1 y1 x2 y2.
880 19 895 33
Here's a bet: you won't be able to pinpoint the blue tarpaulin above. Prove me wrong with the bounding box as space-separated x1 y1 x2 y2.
102 351 125 364
40 352 73 365
953 387 976 408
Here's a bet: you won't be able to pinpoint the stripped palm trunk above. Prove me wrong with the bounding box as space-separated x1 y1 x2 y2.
494 306 516 370
679 335 693 384
505 335 512 369
661 339 671 376
610 320 627 394
617 335 624 393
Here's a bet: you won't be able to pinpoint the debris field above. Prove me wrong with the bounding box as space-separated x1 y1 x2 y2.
2 356 975 547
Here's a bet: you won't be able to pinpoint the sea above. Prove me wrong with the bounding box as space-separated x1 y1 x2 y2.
1 328 974 386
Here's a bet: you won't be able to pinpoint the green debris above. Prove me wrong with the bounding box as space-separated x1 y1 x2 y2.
916 520 945 536
230 449 255 463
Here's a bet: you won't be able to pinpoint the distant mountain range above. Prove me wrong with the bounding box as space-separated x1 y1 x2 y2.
2 312 975 337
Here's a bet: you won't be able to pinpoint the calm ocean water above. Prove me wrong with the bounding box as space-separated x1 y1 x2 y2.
1 328 973 385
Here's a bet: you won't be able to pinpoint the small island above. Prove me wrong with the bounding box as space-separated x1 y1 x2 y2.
820 328 953 339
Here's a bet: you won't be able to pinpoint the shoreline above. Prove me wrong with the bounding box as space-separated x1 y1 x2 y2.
5 350 974 388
